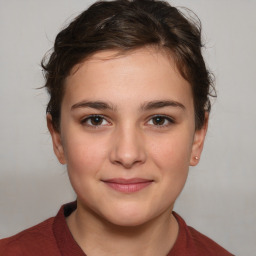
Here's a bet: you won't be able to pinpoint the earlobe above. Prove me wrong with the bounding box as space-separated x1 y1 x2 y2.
46 114 66 165
190 113 209 166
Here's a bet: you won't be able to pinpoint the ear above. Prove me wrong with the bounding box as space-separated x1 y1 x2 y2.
190 113 209 166
47 114 66 164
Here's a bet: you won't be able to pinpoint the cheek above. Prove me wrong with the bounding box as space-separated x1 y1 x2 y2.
144 132 193 213
149 130 193 171
62 136 109 203
63 135 108 177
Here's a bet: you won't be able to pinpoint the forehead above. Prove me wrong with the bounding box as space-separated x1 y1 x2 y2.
63 47 193 110
70 47 179 79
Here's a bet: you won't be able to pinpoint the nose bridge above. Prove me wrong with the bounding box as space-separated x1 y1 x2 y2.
110 121 146 168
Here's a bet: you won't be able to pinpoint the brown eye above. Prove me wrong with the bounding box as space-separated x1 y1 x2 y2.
152 116 166 125
90 116 104 125
82 115 109 127
147 115 174 127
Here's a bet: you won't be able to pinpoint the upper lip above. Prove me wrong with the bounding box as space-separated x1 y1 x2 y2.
102 178 153 184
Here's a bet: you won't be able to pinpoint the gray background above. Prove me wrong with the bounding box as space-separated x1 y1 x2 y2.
0 0 255 255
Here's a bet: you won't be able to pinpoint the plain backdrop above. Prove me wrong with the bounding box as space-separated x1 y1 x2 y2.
0 0 255 255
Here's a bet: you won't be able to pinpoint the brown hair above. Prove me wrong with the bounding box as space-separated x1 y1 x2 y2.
42 0 215 131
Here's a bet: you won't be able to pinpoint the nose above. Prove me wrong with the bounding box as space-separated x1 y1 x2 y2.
109 124 147 169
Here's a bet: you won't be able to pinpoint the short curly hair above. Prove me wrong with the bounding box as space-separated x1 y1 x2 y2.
42 0 215 131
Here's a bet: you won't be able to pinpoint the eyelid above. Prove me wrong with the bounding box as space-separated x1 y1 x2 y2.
80 114 175 128
81 114 111 127
146 114 175 127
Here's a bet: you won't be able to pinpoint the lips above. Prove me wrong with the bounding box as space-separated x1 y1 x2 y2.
102 178 153 193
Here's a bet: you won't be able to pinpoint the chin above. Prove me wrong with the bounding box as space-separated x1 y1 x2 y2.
101 204 155 227
107 215 150 227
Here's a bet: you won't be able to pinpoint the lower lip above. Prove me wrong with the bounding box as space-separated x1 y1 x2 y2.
104 181 152 193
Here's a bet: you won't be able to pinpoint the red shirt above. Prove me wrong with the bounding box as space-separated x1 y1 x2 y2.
0 202 234 255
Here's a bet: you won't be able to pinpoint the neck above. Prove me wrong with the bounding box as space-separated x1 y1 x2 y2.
66 203 179 256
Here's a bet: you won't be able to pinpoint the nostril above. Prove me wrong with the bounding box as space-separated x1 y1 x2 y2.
113 157 143 169
110 148 147 168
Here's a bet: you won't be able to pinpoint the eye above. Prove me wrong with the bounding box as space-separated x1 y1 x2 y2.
81 115 110 127
147 115 174 127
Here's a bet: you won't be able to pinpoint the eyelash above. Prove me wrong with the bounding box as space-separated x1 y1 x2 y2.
147 115 175 128
81 114 175 128
81 115 110 128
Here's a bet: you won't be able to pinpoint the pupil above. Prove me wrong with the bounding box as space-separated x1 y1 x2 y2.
153 117 164 125
92 116 102 125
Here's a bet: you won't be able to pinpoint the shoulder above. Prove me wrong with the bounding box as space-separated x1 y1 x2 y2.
187 226 234 256
0 217 60 256
171 212 234 256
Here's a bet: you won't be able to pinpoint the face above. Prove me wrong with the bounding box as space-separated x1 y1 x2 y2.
48 47 207 226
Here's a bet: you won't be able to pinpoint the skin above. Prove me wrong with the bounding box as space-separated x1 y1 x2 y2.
47 47 208 256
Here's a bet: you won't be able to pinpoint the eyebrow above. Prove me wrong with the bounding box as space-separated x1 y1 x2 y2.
71 101 116 111
71 100 185 112
140 100 185 111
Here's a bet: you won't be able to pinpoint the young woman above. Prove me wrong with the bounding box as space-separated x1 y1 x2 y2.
0 0 234 255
